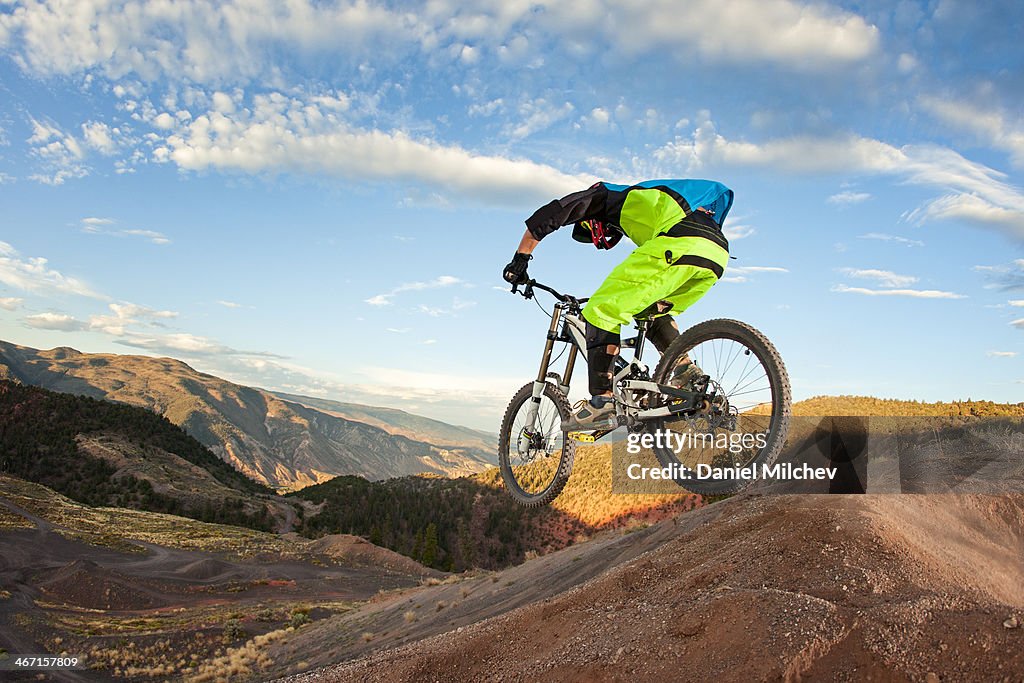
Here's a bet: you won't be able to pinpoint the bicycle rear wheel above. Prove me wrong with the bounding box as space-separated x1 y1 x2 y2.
498 382 576 506
648 318 791 495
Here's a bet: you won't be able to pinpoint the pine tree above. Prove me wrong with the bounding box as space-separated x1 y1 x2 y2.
422 523 439 568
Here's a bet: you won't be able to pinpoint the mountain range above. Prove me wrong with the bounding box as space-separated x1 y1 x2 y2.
0 341 496 491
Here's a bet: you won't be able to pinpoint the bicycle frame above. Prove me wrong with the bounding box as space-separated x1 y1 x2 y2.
524 297 702 434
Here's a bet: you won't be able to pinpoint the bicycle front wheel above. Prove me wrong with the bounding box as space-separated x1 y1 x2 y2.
498 382 576 506
648 318 791 495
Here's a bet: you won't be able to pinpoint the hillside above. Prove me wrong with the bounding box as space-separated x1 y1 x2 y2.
272 391 496 453
0 341 495 490
291 444 700 571
0 380 286 531
275 493 1024 682
0 475 436 682
793 395 1024 417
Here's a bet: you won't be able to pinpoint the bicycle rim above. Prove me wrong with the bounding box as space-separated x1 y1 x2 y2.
498 383 575 506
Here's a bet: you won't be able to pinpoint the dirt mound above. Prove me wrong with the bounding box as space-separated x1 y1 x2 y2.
308 534 438 577
301 494 1024 682
39 559 169 610
173 558 237 581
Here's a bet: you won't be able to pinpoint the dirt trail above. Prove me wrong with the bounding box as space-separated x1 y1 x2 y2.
284 494 1024 682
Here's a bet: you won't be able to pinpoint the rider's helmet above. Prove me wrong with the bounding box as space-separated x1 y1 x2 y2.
572 219 623 250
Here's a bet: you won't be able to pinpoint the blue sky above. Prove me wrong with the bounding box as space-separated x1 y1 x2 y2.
0 0 1022 430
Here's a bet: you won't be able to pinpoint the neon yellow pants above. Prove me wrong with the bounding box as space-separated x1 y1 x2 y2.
582 234 729 335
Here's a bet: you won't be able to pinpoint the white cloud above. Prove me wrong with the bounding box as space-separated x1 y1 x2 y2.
0 241 103 299
858 233 924 247
79 218 171 244
920 96 1024 167
506 98 574 140
729 266 788 275
1012 318 1024 329
976 259 1024 290
217 300 244 309
577 107 612 132
839 268 918 288
154 90 589 204
0 0 877 89
81 216 114 228
365 275 464 306
832 284 966 300
654 117 1024 240
122 229 171 245
719 265 786 284
827 191 871 205
0 297 24 311
89 302 178 335
1010 300 1024 307
897 53 918 73
0 0 419 83
987 351 1018 358
26 117 87 185
723 223 755 241
467 98 504 118
114 330 284 359
416 297 476 317
81 121 131 155
904 194 1024 238
545 0 878 67
24 312 87 331
117 332 228 355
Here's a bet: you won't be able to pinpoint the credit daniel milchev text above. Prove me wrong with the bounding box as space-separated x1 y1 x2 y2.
623 431 839 482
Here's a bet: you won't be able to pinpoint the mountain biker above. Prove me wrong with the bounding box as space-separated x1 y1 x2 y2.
503 179 732 430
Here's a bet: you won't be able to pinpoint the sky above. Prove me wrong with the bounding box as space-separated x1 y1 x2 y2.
0 0 1022 431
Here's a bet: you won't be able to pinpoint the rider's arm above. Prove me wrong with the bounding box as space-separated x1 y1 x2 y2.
515 229 540 255
525 183 608 240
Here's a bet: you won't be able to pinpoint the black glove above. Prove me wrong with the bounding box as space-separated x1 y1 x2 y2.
502 252 532 285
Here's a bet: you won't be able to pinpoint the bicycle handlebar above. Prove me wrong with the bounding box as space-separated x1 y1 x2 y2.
510 278 588 306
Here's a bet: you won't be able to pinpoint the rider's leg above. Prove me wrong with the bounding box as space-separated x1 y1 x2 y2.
563 321 620 430
584 322 619 398
647 305 679 354
582 235 726 393
583 236 725 345
661 267 719 386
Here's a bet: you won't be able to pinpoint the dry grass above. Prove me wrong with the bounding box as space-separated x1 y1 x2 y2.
971 424 1024 453
0 475 320 560
0 505 34 530
185 628 288 682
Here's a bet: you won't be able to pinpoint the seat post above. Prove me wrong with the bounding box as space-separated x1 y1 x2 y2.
632 319 648 362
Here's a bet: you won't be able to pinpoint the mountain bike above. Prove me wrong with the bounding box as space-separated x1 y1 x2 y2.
498 278 791 506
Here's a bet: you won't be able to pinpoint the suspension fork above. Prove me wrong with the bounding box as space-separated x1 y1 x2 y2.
525 302 565 429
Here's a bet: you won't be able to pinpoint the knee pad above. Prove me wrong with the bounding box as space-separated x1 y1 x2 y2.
585 320 619 350
587 346 615 395
648 315 680 354
584 321 618 395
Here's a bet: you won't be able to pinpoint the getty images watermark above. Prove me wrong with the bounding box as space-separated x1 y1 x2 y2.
622 429 838 483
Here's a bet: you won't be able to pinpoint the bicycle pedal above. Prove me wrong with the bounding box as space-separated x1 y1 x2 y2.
567 431 596 442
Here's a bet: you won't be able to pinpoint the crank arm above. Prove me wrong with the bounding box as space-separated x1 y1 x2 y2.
567 428 615 443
